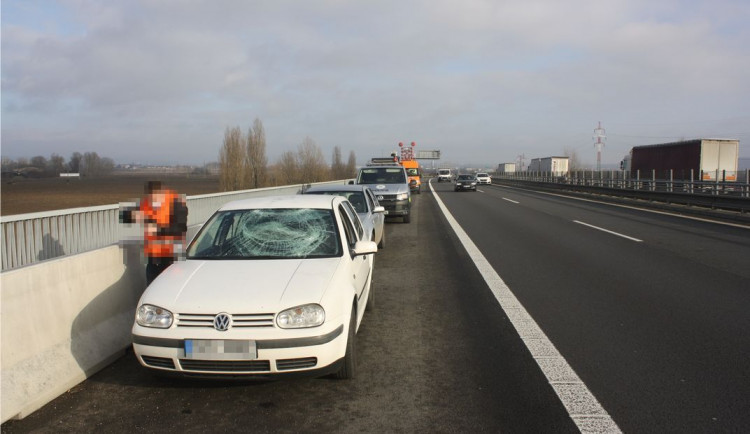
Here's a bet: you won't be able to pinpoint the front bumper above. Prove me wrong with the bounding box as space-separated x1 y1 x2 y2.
476 179 491 184
132 324 346 377
378 197 410 216
454 184 477 190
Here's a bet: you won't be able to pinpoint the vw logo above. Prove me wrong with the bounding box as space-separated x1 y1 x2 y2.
213 313 231 331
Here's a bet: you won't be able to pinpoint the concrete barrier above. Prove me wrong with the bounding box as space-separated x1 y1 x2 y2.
1 244 144 422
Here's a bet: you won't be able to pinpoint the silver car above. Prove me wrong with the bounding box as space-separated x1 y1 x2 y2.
303 184 387 248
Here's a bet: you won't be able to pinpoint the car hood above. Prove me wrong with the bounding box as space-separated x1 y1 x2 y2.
141 258 341 313
360 183 408 195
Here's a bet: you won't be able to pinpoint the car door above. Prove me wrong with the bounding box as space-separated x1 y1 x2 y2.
338 204 370 303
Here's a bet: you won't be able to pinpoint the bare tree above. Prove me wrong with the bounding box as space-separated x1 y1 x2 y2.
346 151 357 178
30 155 48 169
331 146 348 180
49 154 66 175
297 137 329 183
219 126 246 191
276 151 300 185
68 152 83 173
245 118 268 188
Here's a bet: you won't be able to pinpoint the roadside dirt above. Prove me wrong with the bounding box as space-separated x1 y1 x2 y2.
1 173 221 216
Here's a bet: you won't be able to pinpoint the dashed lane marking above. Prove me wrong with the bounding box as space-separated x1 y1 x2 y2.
574 220 643 242
430 181 622 434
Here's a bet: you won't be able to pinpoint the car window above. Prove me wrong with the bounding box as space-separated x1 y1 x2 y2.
342 201 364 240
358 168 406 184
307 191 367 213
364 189 375 211
457 175 474 180
187 209 341 259
338 205 358 248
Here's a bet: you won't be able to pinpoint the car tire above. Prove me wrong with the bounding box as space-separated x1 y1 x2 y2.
334 308 357 380
403 212 411 223
377 229 385 249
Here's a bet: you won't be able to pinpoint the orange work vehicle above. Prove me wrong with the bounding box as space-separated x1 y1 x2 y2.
397 142 422 194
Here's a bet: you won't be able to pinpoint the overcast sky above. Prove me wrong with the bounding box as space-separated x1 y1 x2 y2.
2 0 749 168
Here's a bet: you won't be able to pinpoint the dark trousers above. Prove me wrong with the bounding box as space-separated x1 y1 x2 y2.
146 256 175 285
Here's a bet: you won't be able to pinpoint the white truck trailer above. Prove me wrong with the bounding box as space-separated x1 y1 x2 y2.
528 157 569 176
623 138 739 181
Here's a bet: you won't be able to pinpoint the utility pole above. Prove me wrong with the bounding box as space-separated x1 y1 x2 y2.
593 121 606 172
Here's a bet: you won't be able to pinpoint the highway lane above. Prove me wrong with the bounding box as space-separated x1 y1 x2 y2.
434 180 750 433
2 190 578 433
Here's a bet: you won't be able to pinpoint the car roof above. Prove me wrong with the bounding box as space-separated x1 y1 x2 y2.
304 184 370 193
218 194 344 211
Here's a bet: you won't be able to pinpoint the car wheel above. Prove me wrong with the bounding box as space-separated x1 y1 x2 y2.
334 308 357 380
403 212 411 223
377 229 385 249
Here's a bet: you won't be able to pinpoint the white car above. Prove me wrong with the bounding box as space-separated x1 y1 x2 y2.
303 184 386 249
131 195 377 379
475 173 492 185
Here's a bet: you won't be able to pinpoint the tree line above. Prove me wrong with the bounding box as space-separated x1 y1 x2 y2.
218 118 357 191
1 152 115 177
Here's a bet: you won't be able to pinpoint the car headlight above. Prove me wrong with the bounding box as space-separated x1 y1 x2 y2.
396 193 409 200
277 304 325 329
136 304 173 328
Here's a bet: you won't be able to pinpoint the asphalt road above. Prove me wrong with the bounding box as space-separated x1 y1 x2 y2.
2 186 578 433
434 180 750 433
4 181 749 433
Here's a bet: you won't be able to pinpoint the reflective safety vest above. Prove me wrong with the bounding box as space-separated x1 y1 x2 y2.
139 190 187 258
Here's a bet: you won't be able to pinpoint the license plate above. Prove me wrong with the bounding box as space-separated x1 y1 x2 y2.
184 339 257 360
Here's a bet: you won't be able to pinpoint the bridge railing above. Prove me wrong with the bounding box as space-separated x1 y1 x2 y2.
0 181 346 272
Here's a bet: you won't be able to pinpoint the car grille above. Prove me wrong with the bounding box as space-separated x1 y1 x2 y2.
141 356 176 370
276 357 317 371
177 313 275 328
179 359 271 372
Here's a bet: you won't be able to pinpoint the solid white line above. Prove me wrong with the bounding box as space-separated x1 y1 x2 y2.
429 182 621 433
573 220 643 242
502 198 519 204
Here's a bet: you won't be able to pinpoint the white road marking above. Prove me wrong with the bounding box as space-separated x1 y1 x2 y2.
573 220 643 242
499 184 750 230
502 198 519 204
429 182 621 433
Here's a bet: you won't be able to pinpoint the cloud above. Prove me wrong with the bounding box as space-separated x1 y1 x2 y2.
2 0 749 166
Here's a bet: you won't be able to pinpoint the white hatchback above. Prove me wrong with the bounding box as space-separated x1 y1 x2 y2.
475 173 492 185
131 195 377 379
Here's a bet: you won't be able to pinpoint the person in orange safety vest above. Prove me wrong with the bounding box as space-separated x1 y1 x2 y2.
135 181 188 285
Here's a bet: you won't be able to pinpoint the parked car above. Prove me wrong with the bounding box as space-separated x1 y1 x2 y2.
354 164 412 223
437 169 453 182
454 174 477 191
303 184 386 248
475 173 491 185
131 195 377 379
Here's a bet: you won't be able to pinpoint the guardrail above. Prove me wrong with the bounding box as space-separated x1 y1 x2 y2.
493 171 750 219
0 181 347 271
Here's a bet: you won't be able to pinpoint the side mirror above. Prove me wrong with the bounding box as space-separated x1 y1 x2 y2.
348 180 355 185
373 206 385 214
352 240 377 256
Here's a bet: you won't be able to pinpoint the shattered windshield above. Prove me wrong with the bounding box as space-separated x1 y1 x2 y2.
187 209 341 259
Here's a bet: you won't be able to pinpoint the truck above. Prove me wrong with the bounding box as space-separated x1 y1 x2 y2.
400 159 422 194
354 159 412 223
527 157 569 176
437 168 453 182
497 163 516 174
622 139 740 182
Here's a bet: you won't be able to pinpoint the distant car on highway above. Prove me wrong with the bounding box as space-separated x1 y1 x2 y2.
131 195 377 379
437 169 453 182
303 184 386 249
475 173 491 185
454 174 478 192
